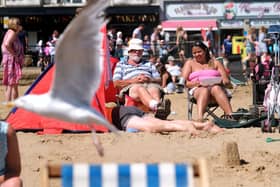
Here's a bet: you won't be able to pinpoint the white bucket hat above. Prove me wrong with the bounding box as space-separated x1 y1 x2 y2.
128 38 144 51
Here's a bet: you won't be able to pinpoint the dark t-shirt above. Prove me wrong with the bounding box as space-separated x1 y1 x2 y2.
18 30 28 48
223 39 232 56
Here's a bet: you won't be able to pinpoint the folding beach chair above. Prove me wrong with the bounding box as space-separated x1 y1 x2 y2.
41 159 209 187
186 57 233 120
187 89 232 120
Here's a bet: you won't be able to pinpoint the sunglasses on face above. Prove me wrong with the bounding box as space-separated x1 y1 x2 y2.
130 49 143 53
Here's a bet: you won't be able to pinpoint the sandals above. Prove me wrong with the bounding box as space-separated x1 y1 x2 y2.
155 99 171 120
222 114 235 121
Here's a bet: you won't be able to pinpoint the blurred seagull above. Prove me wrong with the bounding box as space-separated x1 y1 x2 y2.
9 0 117 156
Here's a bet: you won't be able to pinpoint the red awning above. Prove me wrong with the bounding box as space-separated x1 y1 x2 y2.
162 20 217 31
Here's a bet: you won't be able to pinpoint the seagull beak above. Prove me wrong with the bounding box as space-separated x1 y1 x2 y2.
2 101 15 107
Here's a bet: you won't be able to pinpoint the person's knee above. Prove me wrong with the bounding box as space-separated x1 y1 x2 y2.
211 85 223 93
147 87 161 99
128 84 143 98
194 88 209 98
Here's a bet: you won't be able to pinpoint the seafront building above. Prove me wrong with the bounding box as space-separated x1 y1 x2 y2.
0 0 279 61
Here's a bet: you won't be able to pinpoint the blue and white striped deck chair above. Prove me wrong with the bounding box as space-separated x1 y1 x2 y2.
41 160 209 187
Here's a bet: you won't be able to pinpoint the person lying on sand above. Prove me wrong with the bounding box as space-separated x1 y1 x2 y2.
0 122 22 187
109 105 223 135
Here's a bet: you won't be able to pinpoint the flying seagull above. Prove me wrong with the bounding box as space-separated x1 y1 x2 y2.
9 0 117 156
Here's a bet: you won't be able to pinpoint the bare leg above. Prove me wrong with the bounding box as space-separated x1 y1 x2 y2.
191 120 224 133
147 86 161 102
5 86 12 102
126 115 200 135
193 87 211 121
5 126 22 186
12 85 19 101
129 85 161 108
210 85 232 115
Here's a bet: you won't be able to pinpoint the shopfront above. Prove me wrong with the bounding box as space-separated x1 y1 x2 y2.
0 0 84 65
0 0 85 50
105 5 160 39
162 1 280 56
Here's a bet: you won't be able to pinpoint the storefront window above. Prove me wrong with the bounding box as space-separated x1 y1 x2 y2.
43 0 85 5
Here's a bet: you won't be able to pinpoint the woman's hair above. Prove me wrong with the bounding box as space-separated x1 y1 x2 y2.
156 63 168 77
8 17 20 31
192 41 212 65
260 26 266 33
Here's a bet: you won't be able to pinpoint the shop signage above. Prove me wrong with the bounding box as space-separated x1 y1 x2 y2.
5 0 41 6
165 1 280 20
220 20 244 28
250 19 280 27
165 3 224 19
238 3 280 18
110 0 151 5
110 15 157 23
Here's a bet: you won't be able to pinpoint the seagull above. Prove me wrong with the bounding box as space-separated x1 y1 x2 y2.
9 0 118 156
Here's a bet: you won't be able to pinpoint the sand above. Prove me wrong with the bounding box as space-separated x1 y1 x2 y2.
2 67 280 187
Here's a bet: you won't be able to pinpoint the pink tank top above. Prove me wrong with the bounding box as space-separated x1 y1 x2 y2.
188 69 221 81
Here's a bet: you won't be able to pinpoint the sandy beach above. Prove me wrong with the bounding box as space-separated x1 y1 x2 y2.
2 67 280 187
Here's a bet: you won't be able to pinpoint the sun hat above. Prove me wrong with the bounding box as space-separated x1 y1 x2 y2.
128 38 144 51
167 56 175 61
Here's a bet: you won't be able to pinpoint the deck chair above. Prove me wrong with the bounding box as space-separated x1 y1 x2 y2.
107 57 166 114
41 159 209 187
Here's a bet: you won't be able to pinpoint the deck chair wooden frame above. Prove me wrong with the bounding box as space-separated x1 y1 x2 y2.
41 159 209 187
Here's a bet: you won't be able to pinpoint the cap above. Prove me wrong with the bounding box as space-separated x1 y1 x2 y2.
128 38 144 51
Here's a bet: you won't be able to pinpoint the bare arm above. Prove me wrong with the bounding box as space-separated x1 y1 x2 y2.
161 73 169 87
113 74 160 89
113 79 135 89
215 60 230 86
181 59 200 88
5 125 21 179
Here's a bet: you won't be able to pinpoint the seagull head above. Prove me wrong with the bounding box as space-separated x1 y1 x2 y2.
13 94 50 114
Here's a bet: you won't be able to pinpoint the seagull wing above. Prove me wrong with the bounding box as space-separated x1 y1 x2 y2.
51 0 108 106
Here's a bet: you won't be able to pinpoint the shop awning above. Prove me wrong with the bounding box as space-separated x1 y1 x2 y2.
162 20 217 31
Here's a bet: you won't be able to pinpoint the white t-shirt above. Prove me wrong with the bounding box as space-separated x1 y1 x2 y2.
165 64 181 77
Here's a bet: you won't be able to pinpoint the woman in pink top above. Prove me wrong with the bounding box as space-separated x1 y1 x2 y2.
182 41 233 122
1 17 24 102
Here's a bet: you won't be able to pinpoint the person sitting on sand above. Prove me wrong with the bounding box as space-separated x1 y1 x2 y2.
108 105 223 135
0 122 22 187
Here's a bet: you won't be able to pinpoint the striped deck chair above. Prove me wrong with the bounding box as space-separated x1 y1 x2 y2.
41 159 209 187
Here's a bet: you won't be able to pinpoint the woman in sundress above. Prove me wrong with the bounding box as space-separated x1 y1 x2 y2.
1 17 24 102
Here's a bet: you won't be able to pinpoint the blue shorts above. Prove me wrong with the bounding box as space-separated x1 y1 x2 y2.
0 121 8 176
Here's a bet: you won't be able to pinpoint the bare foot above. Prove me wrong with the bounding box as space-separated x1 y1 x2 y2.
202 121 224 134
